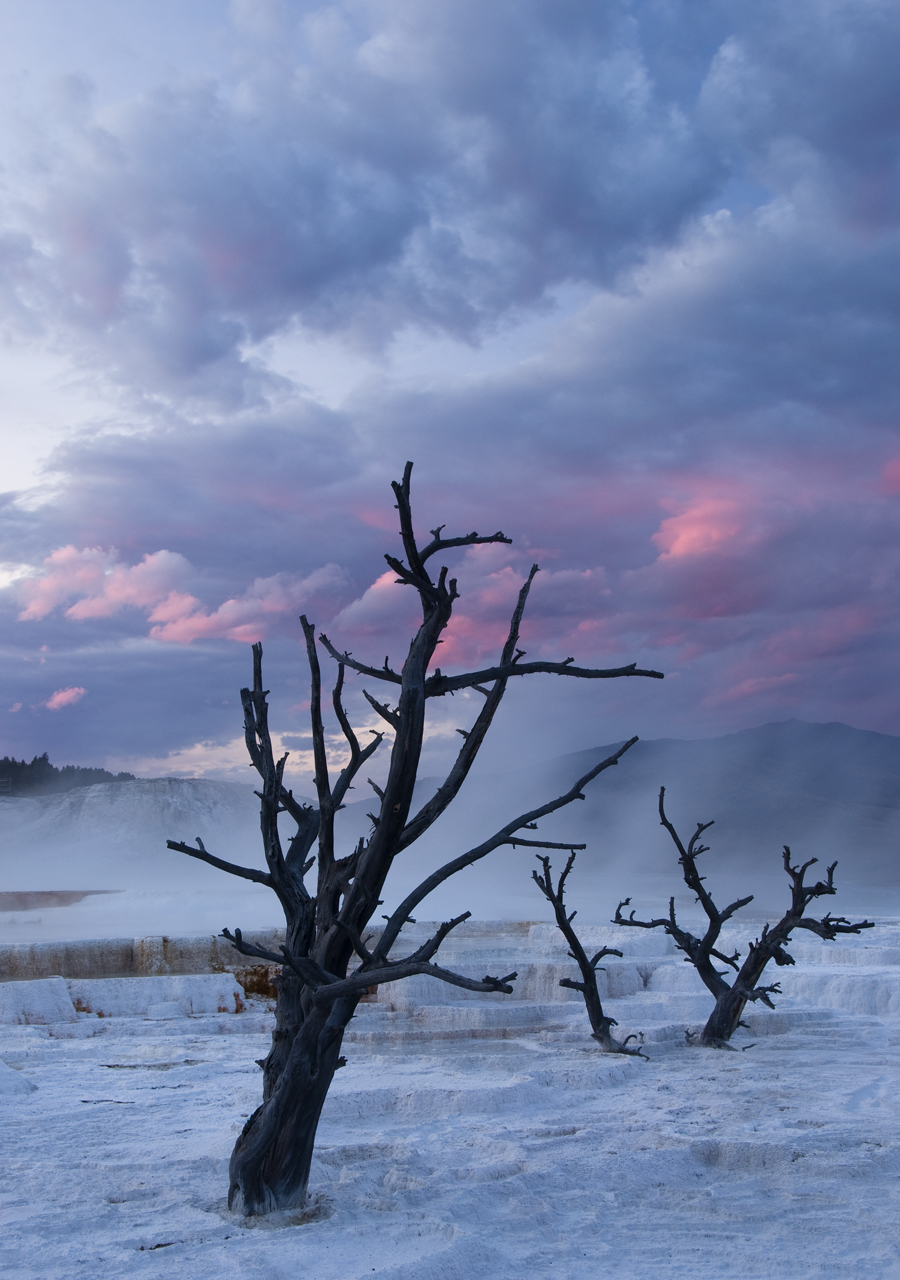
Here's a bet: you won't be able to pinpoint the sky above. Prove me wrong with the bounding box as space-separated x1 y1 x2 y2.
1 0 900 789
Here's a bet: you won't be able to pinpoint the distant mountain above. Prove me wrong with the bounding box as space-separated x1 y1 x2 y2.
539 719 900 888
1 722 896 923
381 720 900 918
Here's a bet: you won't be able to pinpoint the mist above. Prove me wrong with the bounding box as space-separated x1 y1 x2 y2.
2 719 896 943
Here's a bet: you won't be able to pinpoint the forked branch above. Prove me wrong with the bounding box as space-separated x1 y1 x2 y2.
398 564 539 850
223 918 518 1006
331 663 384 808
314 636 665 693
390 461 513 596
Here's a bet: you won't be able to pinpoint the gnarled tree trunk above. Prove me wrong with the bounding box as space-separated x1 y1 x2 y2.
230 995 356 1212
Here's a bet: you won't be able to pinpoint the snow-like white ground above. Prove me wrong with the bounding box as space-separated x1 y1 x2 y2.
2 922 900 1279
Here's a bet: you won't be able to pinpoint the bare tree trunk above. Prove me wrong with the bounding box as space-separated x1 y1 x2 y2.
700 988 749 1047
168 463 664 1212
532 851 646 1056
230 996 357 1212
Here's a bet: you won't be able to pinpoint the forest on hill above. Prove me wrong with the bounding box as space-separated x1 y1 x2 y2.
0 753 135 796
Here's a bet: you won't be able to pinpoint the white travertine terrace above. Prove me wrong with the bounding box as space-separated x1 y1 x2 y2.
2 919 898 1036
3 920 900 1275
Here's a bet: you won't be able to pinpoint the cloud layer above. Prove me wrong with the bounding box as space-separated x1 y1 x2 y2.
0 0 899 782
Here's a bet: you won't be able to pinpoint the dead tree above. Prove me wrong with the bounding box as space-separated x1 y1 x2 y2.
614 786 874 1047
166 463 664 1214
533 852 646 1056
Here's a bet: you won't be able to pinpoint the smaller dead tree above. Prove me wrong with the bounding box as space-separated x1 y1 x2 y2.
533 852 646 1056
614 786 874 1047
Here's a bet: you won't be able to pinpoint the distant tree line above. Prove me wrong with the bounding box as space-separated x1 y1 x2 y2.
0 753 135 795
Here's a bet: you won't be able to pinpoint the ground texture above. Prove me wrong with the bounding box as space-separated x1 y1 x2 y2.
2 926 900 1278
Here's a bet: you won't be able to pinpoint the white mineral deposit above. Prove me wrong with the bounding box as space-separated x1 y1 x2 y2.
2 919 899 1278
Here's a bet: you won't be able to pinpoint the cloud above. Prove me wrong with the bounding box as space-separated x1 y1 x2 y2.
44 686 86 711
18 547 192 621
652 500 744 560
0 1 727 405
16 544 350 644
707 673 799 705
148 566 349 643
331 571 422 637
2 0 900 776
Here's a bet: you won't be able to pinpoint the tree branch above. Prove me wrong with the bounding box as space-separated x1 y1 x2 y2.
222 929 342 987
420 530 512 563
401 911 473 964
613 896 704 970
221 928 293 968
167 839 273 887
391 461 431 589
389 461 514 591
424 659 665 696
316 635 402 686
308 959 518 1005
330 662 384 808
792 913 875 941
373 736 639 963
362 688 400 730
314 644 665 695
228 912 517 1004
509 838 587 850
300 615 332 814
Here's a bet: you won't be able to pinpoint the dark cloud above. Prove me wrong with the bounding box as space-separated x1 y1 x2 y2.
0 0 731 402
1 0 900 777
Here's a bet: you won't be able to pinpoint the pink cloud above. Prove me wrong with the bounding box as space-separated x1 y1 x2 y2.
430 611 514 668
333 556 621 670
706 673 798 705
65 550 192 619
764 607 880 664
148 566 349 643
44 686 86 710
353 505 399 532
8 702 22 713
18 546 117 620
652 499 743 559
17 547 191 621
331 571 421 636
17 545 348 645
